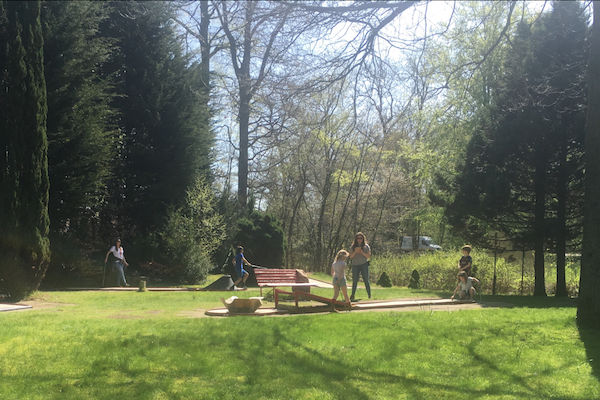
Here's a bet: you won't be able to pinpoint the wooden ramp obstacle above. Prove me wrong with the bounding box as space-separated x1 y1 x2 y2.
274 288 350 310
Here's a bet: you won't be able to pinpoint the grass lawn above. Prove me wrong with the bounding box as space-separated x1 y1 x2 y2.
1 285 598 400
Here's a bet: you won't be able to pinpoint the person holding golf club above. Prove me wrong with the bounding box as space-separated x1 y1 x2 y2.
104 238 129 287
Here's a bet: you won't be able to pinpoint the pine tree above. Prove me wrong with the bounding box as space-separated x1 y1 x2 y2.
0 0 51 299
102 2 213 251
446 3 588 296
41 1 117 271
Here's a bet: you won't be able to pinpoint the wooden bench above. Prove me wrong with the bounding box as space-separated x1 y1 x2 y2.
254 268 315 296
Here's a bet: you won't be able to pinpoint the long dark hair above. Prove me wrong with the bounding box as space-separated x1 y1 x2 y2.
351 232 367 250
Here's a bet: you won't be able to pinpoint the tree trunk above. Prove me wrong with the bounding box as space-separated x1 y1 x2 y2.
238 87 250 209
578 1 600 327
555 127 568 297
533 138 547 296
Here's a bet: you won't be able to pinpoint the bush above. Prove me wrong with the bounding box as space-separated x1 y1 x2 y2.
408 269 420 289
377 271 392 287
369 249 578 295
159 177 226 284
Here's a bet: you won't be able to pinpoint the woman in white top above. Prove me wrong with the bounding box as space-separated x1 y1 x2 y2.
104 238 129 286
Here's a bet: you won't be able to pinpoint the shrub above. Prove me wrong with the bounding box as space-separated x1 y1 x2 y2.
369 249 576 295
159 177 226 284
408 269 420 289
377 271 392 287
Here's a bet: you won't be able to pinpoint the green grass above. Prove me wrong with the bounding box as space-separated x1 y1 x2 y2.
1 288 598 400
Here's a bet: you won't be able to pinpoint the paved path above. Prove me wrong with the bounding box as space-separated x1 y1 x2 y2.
0 304 32 312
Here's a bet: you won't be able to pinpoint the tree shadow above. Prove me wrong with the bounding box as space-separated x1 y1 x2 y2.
578 323 600 384
479 295 577 309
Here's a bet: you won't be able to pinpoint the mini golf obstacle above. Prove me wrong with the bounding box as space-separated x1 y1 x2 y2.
205 296 287 316
273 288 350 311
205 293 476 317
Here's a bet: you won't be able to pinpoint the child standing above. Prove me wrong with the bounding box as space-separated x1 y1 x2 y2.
232 246 250 289
451 271 480 300
458 245 473 276
331 249 351 305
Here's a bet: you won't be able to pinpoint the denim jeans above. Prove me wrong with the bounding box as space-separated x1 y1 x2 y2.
351 262 371 298
114 260 127 286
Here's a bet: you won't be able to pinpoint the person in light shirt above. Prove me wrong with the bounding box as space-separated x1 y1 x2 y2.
331 249 351 306
104 238 129 287
349 232 371 301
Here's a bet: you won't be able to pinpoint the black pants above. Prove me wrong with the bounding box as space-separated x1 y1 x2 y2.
351 262 371 298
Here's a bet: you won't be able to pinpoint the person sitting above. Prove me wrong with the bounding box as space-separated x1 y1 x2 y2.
451 271 480 300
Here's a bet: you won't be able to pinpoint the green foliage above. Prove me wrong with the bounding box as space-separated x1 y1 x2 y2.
41 1 117 278
234 210 285 268
376 271 392 287
408 269 420 289
0 0 51 299
103 1 213 237
371 250 580 296
445 3 588 247
159 177 226 284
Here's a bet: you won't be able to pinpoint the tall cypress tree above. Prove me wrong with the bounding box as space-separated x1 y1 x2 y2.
0 0 51 299
41 1 116 273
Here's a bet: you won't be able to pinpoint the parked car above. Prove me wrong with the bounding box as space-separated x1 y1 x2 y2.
400 236 442 251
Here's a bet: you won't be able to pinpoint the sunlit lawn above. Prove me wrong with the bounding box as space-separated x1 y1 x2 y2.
0 284 598 400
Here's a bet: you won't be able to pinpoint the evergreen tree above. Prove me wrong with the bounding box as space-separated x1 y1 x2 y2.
445 3 588 296
41 1 117 273
0 0 51 299
102 2 212 255
578 2 600 328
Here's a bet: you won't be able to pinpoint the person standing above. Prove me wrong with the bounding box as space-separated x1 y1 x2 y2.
349 232 371 301
232 246 250 289
331 249 351 306
104 238 129 287
458 245 473 276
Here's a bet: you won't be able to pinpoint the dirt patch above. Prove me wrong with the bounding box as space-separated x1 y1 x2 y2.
107 313 145 319
19 300 76 310
177 309 208 318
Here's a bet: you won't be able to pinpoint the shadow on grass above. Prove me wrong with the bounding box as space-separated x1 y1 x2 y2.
3 313 593 400
578 323 600 385
479 295 577 309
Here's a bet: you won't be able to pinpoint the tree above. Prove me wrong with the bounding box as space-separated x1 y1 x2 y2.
41 1 116 273
102 2 213 248
578 1 600 327
444 3 588 296
214 1 296 209
0 0 51 299
160 176 226 283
